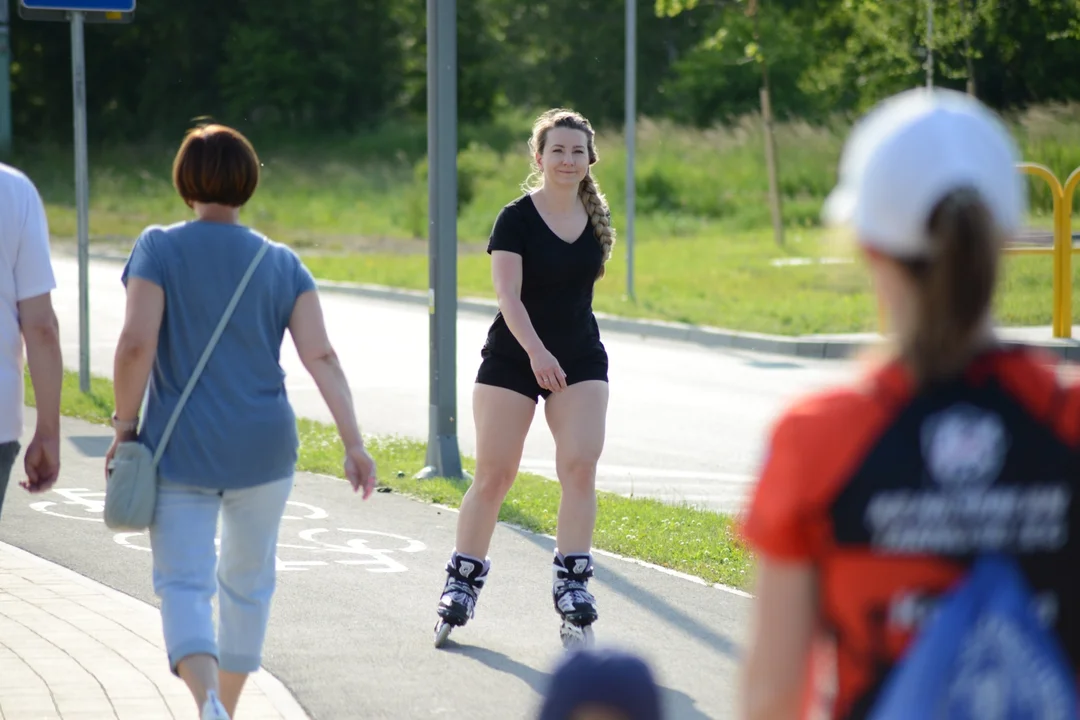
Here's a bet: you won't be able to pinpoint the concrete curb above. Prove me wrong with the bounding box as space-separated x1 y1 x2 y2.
77 249 1080 362
311 274 871 359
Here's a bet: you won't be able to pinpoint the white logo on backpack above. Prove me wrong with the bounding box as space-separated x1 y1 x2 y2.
921 404 1009 489
946 613 1072 720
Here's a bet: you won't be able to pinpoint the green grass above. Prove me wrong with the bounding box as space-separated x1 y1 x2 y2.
26 370 117 424
25 369 754 591
27 103 1080 335
301 229 1076 336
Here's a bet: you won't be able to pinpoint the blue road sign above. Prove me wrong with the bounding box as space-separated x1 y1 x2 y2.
20 0 135 11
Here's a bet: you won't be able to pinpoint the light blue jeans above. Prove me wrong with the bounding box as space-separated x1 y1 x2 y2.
148 475 293 675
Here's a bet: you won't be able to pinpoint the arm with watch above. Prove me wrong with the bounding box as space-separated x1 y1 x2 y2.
105 277 163 476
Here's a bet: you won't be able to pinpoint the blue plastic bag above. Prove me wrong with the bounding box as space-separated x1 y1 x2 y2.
869 554 1077 720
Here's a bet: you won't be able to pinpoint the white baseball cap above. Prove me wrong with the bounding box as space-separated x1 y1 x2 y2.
822 87 1027 260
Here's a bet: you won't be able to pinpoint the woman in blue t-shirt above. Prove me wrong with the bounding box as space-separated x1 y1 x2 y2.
107 124 377 720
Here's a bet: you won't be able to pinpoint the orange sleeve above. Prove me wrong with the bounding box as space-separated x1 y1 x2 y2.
740 372 904 563
741 409 820 562
997 349 1080 446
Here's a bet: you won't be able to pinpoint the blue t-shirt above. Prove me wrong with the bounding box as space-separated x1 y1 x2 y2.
121 220 317 490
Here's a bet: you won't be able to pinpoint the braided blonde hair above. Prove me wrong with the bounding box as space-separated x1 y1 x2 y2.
522 108 616 279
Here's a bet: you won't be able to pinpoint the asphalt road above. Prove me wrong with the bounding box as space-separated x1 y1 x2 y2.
0 410 752 719
50 254 847 513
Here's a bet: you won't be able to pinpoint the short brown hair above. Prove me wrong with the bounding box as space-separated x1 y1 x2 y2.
172 123 260 208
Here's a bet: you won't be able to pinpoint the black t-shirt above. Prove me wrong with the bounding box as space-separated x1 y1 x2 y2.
481 194 606 365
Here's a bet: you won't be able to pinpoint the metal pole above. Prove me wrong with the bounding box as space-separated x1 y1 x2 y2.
417 0 464 480
625 0 636 301
71 11 90 393
0 1 11 157
926 0 934 89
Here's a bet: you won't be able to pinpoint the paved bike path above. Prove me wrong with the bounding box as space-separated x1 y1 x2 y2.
0 410 750 719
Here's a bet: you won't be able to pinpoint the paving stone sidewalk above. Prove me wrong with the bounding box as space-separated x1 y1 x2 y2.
0 540 309 720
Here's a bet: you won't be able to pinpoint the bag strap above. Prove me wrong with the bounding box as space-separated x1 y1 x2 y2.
151 241 270 467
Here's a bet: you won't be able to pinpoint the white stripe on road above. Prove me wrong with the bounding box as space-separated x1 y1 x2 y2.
518 459 754 484
517 459 755 514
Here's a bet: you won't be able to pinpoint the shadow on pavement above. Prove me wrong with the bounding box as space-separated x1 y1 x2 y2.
507 527 744 662
662 690 715 720
743 359 802 370
67 435 111 458
442 644 550 695
442 643 712 719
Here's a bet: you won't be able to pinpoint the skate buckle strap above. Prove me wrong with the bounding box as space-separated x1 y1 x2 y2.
556 554 594 581
449 555 488 586
446 578 478 598
558 579 595 605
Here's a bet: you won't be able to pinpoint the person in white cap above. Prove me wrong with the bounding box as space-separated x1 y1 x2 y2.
738 87 1080 719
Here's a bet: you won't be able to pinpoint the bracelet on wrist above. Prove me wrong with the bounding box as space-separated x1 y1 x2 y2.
111 414 138 433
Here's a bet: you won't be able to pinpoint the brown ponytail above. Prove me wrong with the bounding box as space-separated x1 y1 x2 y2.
901 188 1001 385
579 172 616 279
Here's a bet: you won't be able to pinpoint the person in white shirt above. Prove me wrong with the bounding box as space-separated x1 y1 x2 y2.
0 162 63 516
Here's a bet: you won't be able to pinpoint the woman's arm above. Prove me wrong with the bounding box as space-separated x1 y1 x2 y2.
491 250 566 392
740 557 817 720
113 278 164 428
287 290 362 449
287 290 376 495
491 250 544 356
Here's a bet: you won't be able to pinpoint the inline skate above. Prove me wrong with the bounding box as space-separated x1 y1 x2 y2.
434 551 489 648
552 551 598 649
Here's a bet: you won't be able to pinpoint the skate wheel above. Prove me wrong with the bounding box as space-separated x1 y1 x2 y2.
434 620 453 648
559 621 595 650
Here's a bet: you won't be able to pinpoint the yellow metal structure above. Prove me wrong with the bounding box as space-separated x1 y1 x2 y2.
1013 163 1080 338
873 163 1079 338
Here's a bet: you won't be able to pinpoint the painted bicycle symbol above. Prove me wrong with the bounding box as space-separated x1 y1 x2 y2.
28 488 329 523
113 527 425 573
28 487 108 522
28 488 426 573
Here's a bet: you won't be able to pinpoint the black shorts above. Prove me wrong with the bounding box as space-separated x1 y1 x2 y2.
0 441 20 522
476 350 608 403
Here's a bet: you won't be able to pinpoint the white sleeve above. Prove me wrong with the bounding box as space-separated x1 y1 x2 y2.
14 178 56 302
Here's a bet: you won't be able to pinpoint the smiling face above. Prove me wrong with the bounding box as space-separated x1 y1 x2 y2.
521 108 615 278
537 126 591 190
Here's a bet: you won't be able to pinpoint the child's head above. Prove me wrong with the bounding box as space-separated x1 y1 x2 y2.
538 648 663 720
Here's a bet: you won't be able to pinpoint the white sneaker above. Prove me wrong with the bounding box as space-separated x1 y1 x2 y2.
201 690 230 720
